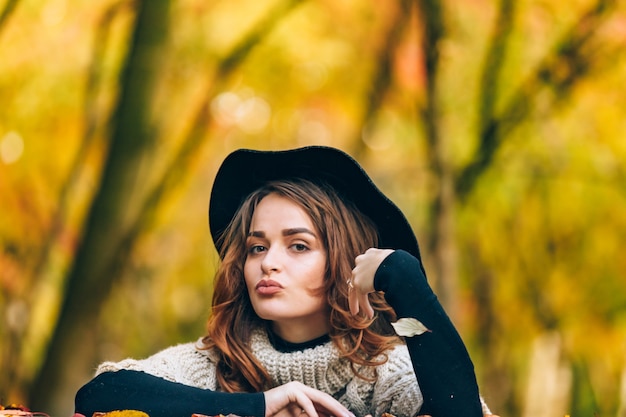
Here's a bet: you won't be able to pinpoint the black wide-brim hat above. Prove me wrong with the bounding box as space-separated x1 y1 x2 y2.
209 146 421 260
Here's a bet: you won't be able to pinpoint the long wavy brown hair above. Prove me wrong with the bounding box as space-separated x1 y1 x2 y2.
202 179 401 392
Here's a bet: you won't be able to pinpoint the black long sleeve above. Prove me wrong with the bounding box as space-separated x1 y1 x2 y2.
74 369 265 417
373 250 483 417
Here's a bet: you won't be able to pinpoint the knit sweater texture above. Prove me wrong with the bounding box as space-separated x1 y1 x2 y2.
96 329 422 417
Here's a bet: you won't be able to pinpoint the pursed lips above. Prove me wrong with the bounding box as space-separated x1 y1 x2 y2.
255 279 283 295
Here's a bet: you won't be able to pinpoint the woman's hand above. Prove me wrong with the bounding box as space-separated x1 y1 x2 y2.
264 381 355 417
348 248 394 319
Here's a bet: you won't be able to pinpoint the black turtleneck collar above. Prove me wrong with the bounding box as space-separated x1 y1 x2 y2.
267 329 331 353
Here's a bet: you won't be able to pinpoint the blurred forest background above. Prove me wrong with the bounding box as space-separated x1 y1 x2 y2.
1 0 625 416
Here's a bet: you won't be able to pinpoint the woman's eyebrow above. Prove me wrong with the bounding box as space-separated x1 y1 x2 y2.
282 227 316 237
247 228 317 237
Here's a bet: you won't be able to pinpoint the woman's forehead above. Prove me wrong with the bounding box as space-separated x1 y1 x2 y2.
250 193 316 228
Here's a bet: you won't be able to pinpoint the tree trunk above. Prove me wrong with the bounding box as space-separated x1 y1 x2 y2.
522 332 572 417
414 0 459 314
429 159 458 316
28 1 170 415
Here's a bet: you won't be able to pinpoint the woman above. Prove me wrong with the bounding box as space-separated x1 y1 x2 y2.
75 146 494 417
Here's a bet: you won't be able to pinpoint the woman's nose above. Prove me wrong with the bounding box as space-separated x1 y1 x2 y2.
260 247 281 274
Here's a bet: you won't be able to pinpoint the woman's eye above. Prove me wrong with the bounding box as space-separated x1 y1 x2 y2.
291 243 308 252
248 245 266 254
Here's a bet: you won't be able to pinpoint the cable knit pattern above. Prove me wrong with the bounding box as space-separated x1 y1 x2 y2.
96 329 422 417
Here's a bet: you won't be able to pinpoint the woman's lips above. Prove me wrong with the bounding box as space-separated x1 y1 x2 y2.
255 279 283 295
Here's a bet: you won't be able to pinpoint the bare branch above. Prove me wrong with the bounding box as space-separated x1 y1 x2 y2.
352 0 412 158
456 0 618 200
136 0 307 237
476 0 517 137
0 0 19 36
415 0 445 151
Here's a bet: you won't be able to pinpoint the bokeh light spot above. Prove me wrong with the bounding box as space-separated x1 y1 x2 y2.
1 131 25 164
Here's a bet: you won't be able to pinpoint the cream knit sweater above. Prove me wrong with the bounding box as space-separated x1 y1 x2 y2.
97 329 423 417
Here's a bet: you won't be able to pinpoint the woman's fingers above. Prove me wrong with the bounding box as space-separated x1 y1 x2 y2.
264 381 354 417
347 270 374 319
347 278 360 316
348 248 394 318
353 283 374 319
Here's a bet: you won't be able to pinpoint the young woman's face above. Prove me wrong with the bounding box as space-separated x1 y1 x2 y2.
244 193 330 342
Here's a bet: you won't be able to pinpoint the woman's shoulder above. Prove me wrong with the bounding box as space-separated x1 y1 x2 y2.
95 338 218 389
375 342 414 378
382 342 411 362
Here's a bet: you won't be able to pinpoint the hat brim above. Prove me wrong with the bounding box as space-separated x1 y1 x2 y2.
209 146 421 260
